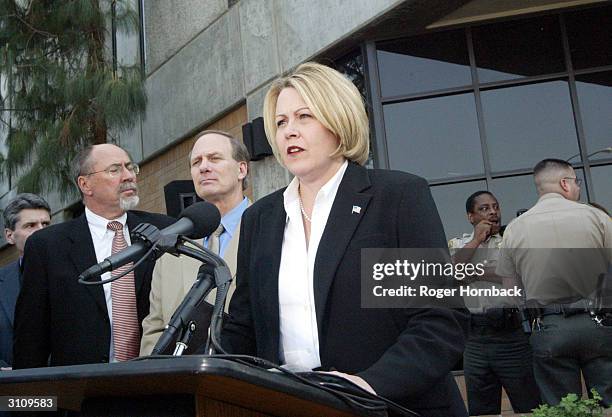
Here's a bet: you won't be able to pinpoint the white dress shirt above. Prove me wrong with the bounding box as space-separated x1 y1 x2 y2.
278 161 348 371
85 207 130 363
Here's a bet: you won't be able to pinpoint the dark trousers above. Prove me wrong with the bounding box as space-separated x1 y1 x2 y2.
464 327 540 415
530 313 612 406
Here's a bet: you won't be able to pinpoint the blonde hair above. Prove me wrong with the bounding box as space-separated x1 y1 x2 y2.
263 62 370 166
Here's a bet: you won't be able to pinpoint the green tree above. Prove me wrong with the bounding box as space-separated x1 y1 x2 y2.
0 0 146 198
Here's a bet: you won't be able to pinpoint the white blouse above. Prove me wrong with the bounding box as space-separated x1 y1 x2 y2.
278 161 348 371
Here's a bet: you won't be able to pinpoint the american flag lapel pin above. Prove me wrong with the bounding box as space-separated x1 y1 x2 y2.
352 205 361 214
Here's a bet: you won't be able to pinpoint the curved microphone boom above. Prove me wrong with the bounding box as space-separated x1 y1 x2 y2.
78 202 221 282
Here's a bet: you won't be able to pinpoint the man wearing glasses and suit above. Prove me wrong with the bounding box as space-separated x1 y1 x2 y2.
13 144 173 368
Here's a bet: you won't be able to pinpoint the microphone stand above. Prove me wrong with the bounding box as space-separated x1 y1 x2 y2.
206 267 232 354
151 239 232 356
173 321 197 356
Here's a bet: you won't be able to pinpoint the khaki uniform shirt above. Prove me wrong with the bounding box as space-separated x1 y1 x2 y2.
496 193 611 305
449 232 509 312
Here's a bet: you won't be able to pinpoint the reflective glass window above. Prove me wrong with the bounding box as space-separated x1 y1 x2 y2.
334 50 374 166
575 72 612 162
481 81 579 172
490 175 541 222
590 165 612 212
566 6 612 70
473 16 565 83
430 180 488 241
384 93 483 181
377 30 471 98
334 51 366 100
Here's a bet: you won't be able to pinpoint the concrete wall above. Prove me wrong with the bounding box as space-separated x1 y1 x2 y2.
144 0 228 75
137 104 248 215
130 0 407 201
1 0 408 262
0 0 433 263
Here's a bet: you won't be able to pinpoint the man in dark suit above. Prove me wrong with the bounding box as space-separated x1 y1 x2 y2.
0 194 51 369
223 162 469 417
13 144 173 369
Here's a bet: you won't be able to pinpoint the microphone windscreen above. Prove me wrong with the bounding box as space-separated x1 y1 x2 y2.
179 201 221 239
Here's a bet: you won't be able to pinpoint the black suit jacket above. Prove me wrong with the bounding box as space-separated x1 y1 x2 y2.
0 260 20 366
13 210 173 369
223 162 469 417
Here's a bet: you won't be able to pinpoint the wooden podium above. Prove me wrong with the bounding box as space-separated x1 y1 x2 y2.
0 356 388 416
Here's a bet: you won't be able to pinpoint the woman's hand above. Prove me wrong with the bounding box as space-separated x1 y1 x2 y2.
318 370 376 395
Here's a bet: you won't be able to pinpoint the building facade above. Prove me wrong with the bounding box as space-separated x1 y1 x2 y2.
1 0 611 258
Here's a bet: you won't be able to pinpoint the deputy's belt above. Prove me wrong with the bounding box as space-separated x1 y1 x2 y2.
470 308 521 330
538 300 591 317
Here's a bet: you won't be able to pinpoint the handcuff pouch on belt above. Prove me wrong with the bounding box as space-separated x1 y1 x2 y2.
528 298 612 328
592 271 612 326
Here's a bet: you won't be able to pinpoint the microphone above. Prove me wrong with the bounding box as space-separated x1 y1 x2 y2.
169 201 221 239
78 202 221 281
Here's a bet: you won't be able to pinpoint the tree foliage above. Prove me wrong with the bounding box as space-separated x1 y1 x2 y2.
0 0 146 198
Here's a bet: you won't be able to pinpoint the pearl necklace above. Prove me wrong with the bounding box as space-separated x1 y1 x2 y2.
299 196 312 223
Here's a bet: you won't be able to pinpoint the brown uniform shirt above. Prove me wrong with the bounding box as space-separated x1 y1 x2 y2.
496 193 611 305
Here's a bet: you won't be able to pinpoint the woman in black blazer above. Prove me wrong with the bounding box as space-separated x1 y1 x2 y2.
222 62 468 417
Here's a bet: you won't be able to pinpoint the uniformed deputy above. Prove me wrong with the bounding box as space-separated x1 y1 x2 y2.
449 191 539 416
497 158 612 406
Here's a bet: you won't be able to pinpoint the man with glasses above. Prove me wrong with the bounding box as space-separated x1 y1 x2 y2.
497 158 612 406
449 191 540 415
13 144 173 368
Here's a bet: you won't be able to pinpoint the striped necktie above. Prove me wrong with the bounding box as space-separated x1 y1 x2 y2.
107 221 140 361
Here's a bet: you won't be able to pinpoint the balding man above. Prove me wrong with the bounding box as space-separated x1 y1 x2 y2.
140 130 250 355
13 144 173 368
497 158 612 405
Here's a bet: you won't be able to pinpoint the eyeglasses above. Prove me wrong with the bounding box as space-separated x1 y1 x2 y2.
562 177 582 186
84 162 140 177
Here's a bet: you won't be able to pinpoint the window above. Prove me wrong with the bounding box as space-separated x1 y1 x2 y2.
481 81 578 172
377 31 471 98
384 93 483 181
370 5 612 237
430 180 487 239
472 16 565 83
575 72 612 162
590 165 612 210
566 6 612 70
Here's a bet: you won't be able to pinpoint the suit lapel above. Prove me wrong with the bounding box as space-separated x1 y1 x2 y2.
257 196 286 360
313 163 372 335
68 214 108 316
0 261 21 326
